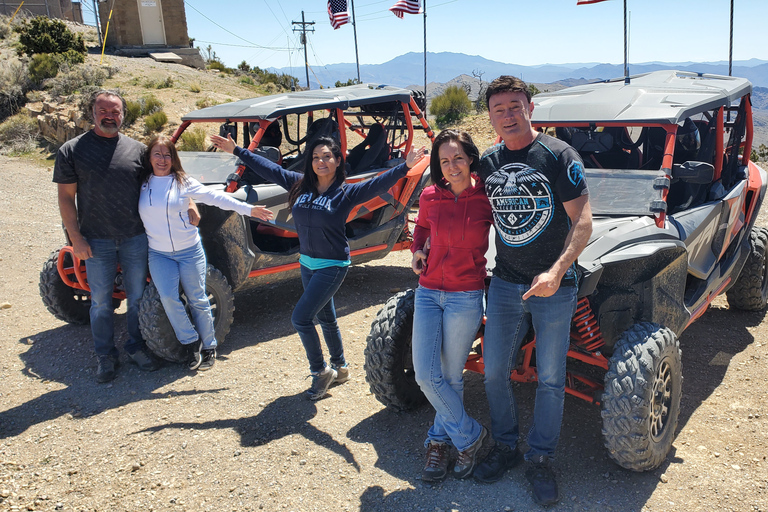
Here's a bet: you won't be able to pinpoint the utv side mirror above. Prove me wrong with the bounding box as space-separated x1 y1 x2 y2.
671 161 715 185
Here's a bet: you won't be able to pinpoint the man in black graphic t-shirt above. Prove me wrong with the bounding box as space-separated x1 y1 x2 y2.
472 76 592 506
53 90 161 383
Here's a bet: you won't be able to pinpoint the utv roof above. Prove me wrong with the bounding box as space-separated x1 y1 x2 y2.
532 70 752 125
181 84 414 122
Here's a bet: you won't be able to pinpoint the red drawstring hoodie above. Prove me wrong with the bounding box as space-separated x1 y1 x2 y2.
412 177 493 292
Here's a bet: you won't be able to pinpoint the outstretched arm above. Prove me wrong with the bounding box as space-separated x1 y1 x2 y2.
522 195 592 300
210 133 299 191
347 145 428 205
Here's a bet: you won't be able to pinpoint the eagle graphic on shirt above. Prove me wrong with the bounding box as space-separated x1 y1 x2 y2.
485 162 553 246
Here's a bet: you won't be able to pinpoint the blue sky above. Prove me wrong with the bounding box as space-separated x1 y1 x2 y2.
83 0 768 73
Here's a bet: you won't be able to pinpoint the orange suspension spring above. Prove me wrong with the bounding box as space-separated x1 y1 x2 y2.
571 297 605 352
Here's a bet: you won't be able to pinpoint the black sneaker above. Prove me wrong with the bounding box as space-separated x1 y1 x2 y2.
128 347 161 372
422 441 449 482
525 455 559 506
198 349 216 371
96 355 119 383
473 442 522 483
187 340 203 371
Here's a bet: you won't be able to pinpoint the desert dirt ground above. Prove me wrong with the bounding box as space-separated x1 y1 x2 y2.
1 153 768 512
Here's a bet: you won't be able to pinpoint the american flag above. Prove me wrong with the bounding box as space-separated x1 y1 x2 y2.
328 0 350 30
576 0 610 4
390 0 421 18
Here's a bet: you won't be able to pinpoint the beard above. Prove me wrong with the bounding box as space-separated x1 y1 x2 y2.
96 119 121 136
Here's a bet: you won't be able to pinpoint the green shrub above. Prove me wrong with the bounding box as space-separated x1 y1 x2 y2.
28 53 59 83
144 110 167 133
14 16 86 57
0 58 30 119
59 49 85 66
178 126 207 151
0 16 11 40
195 97 218 109
144 76 174 89
751 143 768 163
429 85 472 128
45 64 108 96
124 100 142 125
238 75 254 86
0 112 39 154
189 82 201 93
140 94 163 115
207 60 231 73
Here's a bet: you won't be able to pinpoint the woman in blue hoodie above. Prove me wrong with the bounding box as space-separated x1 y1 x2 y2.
139 136 273 372
211 132 425 400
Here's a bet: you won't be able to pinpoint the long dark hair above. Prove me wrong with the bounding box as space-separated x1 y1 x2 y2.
288 136 346 206
140 135 188 186
429 129 480 189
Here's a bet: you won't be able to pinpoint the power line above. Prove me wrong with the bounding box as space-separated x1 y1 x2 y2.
193 39 291 51
184 0 291 51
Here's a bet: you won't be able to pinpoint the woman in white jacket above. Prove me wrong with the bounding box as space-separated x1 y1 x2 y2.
138 136 273 371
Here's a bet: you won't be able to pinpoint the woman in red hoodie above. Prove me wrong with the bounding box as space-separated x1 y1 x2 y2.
411 130 493 482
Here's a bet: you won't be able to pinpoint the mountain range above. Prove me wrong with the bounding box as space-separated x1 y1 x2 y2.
273 52 768 92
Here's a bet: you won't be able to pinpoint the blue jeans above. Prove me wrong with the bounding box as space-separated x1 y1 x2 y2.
293 265 348 373
482 277 577 460
412 287 484 452
84 233 148 357
148 241 217 349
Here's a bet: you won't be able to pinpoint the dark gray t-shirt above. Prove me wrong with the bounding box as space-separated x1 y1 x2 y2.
53 131 146 239
479 133 588 287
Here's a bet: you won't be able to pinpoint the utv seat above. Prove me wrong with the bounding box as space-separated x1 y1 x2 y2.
347 123 389 174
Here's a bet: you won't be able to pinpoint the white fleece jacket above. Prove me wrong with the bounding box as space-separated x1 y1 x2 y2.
139 175 252 252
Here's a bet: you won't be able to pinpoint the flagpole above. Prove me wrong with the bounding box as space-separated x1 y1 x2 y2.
350 0 361 82
423 0 427 100
728 0 734 76
623 0 629 83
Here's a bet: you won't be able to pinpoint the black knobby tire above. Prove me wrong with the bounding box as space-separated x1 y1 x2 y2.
39 249 91 325
364 289 427 411
726 227 768 311
601 322 682 471
139 265 235 363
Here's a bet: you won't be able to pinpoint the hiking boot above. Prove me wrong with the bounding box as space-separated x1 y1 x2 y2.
198 349 216 371
422 441 450 482
525 455 559 506
306 366 337 401
331 362 350 384
453 426 487 479
187 339 203 371
473 442 522 483
128 347 161 372
96 355 119 383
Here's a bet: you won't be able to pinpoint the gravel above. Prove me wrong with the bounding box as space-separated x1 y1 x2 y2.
1 153 768 512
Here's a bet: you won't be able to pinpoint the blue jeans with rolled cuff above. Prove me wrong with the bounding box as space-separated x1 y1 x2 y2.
84 233 148 357
482 276 577 460
412 286 485 452
292 265 348 373
148 241 217 349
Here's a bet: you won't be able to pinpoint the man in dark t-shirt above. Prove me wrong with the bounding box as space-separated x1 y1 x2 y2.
53 90 160 383
472 77 592 506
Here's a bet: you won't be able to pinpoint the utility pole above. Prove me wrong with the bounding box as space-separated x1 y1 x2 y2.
92 0 104 47
292 11 315 90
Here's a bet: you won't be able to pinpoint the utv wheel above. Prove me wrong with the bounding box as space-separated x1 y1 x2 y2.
39 249 91 325
364 289 427 411
726 227 768 311
601 322 682 472
139 265 235 363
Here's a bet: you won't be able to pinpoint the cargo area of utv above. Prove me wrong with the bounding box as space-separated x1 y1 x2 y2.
363 70 768 471
40 84 435 363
